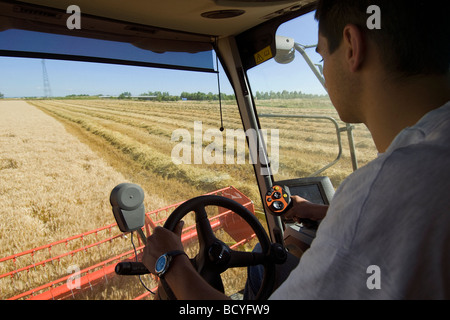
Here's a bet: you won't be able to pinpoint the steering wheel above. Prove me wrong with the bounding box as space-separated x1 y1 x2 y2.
158 195 278 300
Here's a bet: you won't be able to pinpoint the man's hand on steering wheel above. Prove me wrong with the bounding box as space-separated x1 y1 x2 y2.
139 195 278 300
142 220 185 271
142 217 232 300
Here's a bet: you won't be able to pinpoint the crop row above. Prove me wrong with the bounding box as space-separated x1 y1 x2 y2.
30 99 377 200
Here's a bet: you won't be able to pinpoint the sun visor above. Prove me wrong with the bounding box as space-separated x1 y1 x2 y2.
0 1 215 73
0 28 215 72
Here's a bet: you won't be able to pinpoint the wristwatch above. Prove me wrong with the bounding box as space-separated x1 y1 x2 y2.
155 250 187 278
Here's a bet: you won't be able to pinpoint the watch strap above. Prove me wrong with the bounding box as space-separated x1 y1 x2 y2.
156 250 188 300
166 250 187 258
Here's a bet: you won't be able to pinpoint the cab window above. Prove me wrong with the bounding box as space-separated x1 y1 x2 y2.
247 11 378 188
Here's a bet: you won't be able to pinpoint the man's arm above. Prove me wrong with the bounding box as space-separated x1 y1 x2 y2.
142 221 229 300
283 195 329 222
163 252 230 300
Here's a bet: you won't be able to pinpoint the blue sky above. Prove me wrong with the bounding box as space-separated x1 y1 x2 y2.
0 11 326 98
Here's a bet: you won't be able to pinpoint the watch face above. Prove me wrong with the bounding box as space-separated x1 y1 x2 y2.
155 255 167 274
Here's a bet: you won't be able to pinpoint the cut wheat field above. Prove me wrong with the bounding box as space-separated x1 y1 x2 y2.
28 98 377 202
0 98 377 299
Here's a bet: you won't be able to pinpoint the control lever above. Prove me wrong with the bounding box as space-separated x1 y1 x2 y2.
115 261 150 275
265 185 319 230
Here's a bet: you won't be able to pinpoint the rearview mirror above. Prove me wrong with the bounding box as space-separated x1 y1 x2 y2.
274 35 295 64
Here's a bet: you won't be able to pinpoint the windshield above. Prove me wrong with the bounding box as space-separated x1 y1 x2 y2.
247 11 378 188
0 49 261 299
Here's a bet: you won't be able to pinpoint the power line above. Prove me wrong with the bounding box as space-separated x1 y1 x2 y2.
41 59 52 98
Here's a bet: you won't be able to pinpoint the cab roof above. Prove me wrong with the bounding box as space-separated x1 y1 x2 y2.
12 0 316 37
0 0 317 71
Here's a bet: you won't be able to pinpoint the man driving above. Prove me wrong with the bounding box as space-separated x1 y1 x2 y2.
142 0 450 299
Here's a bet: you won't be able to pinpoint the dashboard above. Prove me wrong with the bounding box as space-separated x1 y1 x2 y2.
277 176 335 250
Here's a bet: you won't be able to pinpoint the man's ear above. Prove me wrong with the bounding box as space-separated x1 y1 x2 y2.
342 24 365 73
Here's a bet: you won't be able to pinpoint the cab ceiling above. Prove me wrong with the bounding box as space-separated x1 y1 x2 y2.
16 0 316 37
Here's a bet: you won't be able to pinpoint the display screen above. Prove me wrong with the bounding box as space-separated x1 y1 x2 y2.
289 184 325 205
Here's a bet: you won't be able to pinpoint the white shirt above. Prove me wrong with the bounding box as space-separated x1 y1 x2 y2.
270 101 450 299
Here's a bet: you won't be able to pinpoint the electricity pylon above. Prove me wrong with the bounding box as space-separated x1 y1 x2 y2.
41 59 52 98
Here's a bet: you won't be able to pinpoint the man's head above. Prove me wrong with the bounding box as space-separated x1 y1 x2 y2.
314 0 450 123
315 0 449 77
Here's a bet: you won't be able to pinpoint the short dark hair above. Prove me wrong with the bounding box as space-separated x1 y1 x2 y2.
315 0 450 77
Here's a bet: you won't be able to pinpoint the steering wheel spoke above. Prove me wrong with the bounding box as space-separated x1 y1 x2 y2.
228 249 266 269
194 205 217 248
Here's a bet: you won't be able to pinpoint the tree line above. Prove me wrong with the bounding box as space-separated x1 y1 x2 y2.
254 90 327 100
0 90 326 100
117 90 326 101
117 91 235 101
